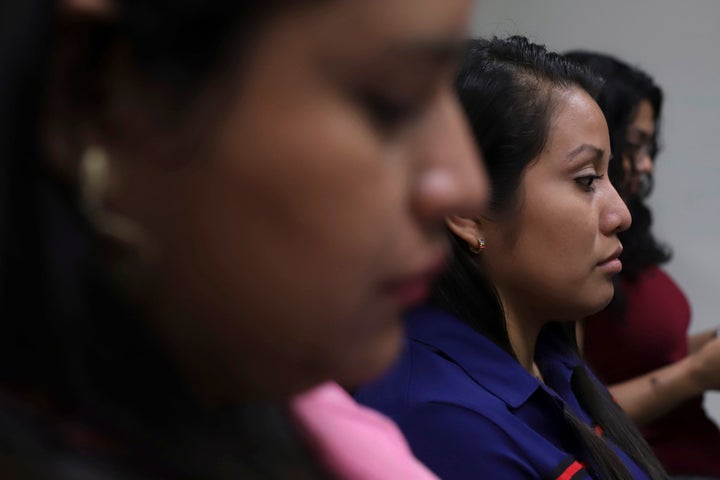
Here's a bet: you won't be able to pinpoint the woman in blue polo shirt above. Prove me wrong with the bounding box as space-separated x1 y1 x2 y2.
356 36 669 480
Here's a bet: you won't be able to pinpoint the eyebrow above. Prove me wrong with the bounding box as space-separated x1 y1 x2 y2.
382 39 467 68
626 127 653 141
567 144 605 161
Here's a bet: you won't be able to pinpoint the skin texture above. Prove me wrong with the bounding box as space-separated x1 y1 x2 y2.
623 99 655 195
58 0 489 401
604 336 720 427
450 86 630 373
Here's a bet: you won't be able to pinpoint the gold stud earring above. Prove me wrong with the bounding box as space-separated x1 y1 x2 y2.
469 237 486 255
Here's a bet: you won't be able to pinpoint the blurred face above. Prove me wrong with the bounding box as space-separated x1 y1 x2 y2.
104 0 486 399
622 99 656 196
480 88 630 322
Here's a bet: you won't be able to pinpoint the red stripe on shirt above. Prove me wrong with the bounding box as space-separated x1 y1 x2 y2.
556 461 583 480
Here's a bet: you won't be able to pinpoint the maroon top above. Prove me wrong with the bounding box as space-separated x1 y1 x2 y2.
584 266 720 477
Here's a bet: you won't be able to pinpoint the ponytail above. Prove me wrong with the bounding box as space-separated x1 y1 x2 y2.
572 364 668 480
562 405 632 479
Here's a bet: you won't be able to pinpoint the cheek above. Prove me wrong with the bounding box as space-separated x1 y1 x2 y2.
524 215 611 316
515 200 594 265
492 200 607 315
622 156 633 176
152 93 412 389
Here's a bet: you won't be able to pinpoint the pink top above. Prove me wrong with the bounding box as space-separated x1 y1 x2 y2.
291 382 439 480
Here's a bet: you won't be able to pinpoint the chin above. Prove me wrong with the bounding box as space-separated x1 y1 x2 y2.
586 293 614 316
333 323 404 390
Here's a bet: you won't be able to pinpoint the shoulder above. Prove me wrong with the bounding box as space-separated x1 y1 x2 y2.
355 342 541 478
630 265 682 292
396 400 538 478
626 266 690 317
389 400 590 480
355 336 507 417
356 331 592 479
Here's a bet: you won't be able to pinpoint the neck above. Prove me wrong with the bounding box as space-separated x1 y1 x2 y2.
497 291 545 378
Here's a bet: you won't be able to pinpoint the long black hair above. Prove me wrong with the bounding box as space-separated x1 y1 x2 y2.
565 52 671 315
431 36 668 480
0 1 324 478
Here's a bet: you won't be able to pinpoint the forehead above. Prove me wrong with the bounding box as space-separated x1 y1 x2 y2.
277 0 473 53
545 87 609 154
236 0 473 101
628 99 656 135
341 0 471 37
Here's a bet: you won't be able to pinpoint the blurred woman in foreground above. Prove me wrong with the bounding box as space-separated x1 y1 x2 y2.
0 0 486 477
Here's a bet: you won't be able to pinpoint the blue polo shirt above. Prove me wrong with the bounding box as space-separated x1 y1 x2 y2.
355 306 652 480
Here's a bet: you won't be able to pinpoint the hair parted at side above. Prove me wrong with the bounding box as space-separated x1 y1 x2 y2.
456 36 602 215
431 36 668 480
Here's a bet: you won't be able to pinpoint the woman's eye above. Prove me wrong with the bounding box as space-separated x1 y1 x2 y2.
357 90 424 132
624 140 658 162
575 174 604 191
623 141 643 156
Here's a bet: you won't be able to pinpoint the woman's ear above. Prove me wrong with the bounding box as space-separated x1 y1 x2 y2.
446 215 484 251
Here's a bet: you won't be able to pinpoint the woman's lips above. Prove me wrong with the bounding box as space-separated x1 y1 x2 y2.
385 278 432 307
597 257 623 274
597 245 623 274
383 254 447 308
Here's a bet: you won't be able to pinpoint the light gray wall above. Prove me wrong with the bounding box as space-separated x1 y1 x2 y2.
471 0 720 421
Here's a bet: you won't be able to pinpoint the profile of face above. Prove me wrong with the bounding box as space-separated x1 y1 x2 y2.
67 0 487 399
455 87 631 322
622 99 656 196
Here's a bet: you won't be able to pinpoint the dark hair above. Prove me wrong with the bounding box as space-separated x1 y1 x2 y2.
0 1 321 478
564 52 671 295
431 36 668 480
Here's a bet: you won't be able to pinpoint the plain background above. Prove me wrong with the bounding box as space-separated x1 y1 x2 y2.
470 1 720 422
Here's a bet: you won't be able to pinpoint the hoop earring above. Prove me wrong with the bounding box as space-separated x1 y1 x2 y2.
469 237 486 255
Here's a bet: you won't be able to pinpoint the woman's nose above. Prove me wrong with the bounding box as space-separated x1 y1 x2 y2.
412 93 489 223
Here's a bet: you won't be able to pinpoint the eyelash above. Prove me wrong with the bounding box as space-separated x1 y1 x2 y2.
357 91 424 132
575 174 604 192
